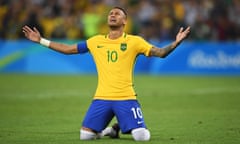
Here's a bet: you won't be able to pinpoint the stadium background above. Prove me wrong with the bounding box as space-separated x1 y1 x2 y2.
1 1 240 144
0 0 240 75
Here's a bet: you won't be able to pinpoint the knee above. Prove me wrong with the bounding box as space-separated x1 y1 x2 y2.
80 129 96 140
131 128 151 141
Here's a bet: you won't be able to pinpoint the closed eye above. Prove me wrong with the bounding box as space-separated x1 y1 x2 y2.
109 11 120 16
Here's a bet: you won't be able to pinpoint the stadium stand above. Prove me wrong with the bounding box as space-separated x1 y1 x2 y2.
0 0 239 41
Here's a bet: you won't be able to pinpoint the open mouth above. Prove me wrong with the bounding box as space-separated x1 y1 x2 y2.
110 19 117 22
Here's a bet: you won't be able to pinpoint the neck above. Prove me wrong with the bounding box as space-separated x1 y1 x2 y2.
108 27 124 39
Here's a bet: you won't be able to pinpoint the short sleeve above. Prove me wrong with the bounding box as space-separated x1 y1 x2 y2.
77 41 89 53
136 36 153 56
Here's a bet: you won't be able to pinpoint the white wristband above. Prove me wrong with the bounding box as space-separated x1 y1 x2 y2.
40 38 50 47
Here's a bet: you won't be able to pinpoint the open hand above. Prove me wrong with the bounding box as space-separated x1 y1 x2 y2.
176 26 190 44
22 25 41 43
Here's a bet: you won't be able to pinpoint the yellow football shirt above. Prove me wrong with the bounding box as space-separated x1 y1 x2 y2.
86 33 153 100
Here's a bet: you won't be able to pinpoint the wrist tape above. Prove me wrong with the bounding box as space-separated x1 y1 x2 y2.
40 38 50 47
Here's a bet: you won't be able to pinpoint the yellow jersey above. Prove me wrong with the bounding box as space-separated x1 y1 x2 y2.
86 33 152 100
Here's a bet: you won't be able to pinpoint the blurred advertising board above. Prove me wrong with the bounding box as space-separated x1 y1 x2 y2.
1 40 240 75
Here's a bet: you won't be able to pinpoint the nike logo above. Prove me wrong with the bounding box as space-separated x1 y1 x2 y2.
97 45 104 48
137 121 144 124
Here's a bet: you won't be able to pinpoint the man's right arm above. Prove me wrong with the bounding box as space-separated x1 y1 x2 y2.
22 25 78 54
47 41 78 54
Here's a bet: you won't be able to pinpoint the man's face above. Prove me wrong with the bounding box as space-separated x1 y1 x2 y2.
108 8 127 28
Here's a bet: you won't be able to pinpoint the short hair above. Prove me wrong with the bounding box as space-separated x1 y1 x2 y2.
113 6 127 18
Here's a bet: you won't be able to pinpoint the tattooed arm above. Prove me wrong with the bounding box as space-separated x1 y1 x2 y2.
149 27 190 58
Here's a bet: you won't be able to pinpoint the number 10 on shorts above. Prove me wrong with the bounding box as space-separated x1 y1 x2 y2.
131 107 143 119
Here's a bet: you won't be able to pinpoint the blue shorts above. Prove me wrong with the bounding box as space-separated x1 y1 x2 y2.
82 100 147 133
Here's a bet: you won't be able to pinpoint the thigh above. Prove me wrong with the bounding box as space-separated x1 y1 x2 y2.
82 100 114 132
113 100 147 134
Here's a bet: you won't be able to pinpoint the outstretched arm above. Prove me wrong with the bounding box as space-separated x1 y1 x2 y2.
149 26 190 58
22 25 78 54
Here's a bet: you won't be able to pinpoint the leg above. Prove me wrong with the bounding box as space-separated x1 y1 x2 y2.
80 100 114 140
131 127 150 141
113 100 151 141
101 123 120 138
80 127 97 140
80 126 117 140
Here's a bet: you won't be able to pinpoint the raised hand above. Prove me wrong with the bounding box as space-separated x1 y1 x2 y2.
175 26 190 44
22 25 41 43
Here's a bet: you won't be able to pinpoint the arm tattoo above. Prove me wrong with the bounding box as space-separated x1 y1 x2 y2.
150 42 179 58
162 43 175 55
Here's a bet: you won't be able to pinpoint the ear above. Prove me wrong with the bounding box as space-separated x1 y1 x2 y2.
123 18 127 25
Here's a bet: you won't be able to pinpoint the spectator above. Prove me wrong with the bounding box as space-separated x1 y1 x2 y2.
0 0 239 41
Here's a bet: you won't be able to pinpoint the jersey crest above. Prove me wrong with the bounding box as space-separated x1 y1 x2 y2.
120 43 127 51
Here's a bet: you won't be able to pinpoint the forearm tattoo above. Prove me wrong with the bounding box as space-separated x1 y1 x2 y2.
162 43 175 54
150 42 179 58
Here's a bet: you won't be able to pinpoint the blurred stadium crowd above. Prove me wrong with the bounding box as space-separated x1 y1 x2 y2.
0 0 239 41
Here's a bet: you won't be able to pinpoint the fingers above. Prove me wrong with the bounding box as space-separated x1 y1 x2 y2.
22 26 29 37
22 25 32 38
33 27 40 34
178 26 191 34
183 27 191 38
22 25 41 39
22 25 33 33
178 27 184 33
176 26 191 43
184 26 191 34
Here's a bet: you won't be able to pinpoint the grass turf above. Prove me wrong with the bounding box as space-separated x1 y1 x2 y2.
0 74 240 144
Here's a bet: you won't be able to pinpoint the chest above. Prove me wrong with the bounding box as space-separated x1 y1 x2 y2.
91 41 137 64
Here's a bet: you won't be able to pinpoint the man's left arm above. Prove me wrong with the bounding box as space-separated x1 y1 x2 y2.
149 26 190 58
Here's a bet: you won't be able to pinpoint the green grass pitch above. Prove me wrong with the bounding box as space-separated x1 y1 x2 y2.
0 74 240 144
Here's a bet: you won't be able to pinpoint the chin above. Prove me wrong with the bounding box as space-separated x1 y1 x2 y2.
108 24 120 29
